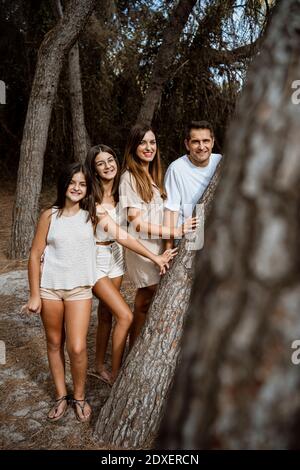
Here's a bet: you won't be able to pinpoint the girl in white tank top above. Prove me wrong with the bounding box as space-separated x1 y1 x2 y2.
24 163 96 423
85 145 177 386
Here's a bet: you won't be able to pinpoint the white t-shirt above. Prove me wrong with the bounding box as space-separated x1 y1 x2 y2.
164 153 222 226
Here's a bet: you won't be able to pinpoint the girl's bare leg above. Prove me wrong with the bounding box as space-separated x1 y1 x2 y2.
95 276 122 383
65 299 92 420
41 299 66 418
129 284 157 350
93 278 133 383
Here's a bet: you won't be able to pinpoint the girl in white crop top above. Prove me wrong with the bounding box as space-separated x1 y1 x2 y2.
24 163 96 423
85 145 178 385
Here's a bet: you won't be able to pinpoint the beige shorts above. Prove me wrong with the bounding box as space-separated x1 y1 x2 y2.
40 286 92 301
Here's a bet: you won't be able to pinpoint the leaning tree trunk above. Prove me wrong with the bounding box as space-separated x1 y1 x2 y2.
136 0 197 126
10 0 96 259
156 0 300 450
55 0 90 163
94 161 223 448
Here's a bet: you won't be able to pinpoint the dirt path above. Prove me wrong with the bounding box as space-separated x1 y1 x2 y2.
0 185 135 449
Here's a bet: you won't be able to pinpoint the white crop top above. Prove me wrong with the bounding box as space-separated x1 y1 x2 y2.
40 208 97 289
95 204 124 242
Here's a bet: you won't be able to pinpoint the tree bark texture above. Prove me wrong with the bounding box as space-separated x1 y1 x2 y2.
136 0 197 126
55 0 90 163
68 43 90 162
10 0 96 259
156 0 300 450
94 161 223 449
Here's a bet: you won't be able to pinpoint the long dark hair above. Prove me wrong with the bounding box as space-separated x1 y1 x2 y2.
122 124 166 203
85 144 120 207
52 163 94 222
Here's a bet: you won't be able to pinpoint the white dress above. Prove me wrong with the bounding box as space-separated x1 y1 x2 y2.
119 170 164 288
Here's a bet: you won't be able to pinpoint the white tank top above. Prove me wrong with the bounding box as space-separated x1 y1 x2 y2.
95 204 123 242
40 208 96 289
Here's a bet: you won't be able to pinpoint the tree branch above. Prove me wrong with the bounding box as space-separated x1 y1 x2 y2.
204 38 261 66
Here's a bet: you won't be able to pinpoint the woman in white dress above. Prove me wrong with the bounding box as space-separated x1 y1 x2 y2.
119 125 198 348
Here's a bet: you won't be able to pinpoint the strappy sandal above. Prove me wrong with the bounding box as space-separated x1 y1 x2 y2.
47 394 70 422
94 369 113 387
72 398 92 423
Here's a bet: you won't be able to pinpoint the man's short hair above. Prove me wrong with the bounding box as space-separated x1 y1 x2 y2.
185 120 214 140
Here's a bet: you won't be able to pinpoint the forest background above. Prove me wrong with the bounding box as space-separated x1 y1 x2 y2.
3 0 300 453
0 0 267 185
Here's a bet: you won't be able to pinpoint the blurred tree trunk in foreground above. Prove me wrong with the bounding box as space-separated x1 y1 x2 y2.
10 0 96 259
94 161 222 448
157 0 300 450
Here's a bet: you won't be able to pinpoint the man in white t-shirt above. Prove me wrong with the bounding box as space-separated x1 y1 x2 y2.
164 120 222 247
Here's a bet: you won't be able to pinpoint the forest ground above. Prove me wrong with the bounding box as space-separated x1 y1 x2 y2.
0 183 135 449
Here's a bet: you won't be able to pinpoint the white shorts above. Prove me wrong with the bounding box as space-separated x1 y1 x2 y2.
95 242 125 282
